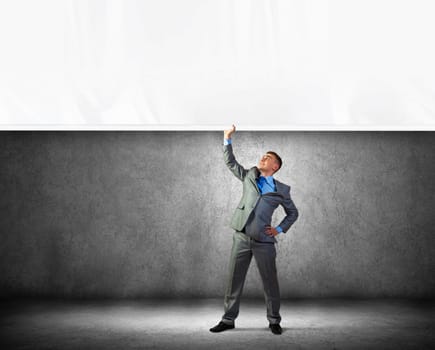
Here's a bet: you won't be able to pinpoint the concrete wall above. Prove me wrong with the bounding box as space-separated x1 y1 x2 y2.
0 131 434 299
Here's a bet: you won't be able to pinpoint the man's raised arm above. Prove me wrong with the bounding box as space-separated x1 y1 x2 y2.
223 124 248 181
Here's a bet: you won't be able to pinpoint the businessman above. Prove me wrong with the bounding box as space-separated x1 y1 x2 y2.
210 125 299 335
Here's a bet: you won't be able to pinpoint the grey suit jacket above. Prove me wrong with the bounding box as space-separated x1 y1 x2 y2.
223 142 299 242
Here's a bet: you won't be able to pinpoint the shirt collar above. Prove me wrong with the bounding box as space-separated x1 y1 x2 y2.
259 175 275 186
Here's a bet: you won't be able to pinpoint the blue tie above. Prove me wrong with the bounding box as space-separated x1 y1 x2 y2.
258 176 267 193
258 176 276 194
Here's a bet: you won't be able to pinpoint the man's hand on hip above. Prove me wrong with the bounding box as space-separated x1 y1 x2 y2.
265 226 279 237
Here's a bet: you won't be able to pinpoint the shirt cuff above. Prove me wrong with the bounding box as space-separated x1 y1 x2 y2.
276 226 283 234
224 138 232 145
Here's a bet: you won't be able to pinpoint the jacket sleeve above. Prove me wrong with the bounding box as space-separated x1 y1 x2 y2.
223 142 248 181
278 186 299 233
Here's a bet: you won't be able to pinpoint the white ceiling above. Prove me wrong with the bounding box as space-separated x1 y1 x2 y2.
0 0 434 129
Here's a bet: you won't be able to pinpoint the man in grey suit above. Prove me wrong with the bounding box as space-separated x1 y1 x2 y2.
210 125 299 335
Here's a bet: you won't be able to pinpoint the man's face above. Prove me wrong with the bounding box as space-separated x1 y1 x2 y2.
258 153 279 174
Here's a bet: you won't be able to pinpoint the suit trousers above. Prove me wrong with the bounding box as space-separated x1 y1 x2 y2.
222 230 281 325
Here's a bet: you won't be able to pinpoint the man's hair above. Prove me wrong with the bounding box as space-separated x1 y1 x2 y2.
267 151 282 172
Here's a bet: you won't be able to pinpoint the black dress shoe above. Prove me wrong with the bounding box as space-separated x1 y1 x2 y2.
269 323 282 335
209 321 235 333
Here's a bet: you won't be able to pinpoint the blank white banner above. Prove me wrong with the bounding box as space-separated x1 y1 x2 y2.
0 0 434 129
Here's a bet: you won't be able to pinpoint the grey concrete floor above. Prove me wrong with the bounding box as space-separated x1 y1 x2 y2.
0 298 434 350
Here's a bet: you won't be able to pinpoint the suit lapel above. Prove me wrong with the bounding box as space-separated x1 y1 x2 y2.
274 180 286 197
249 167 261 194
